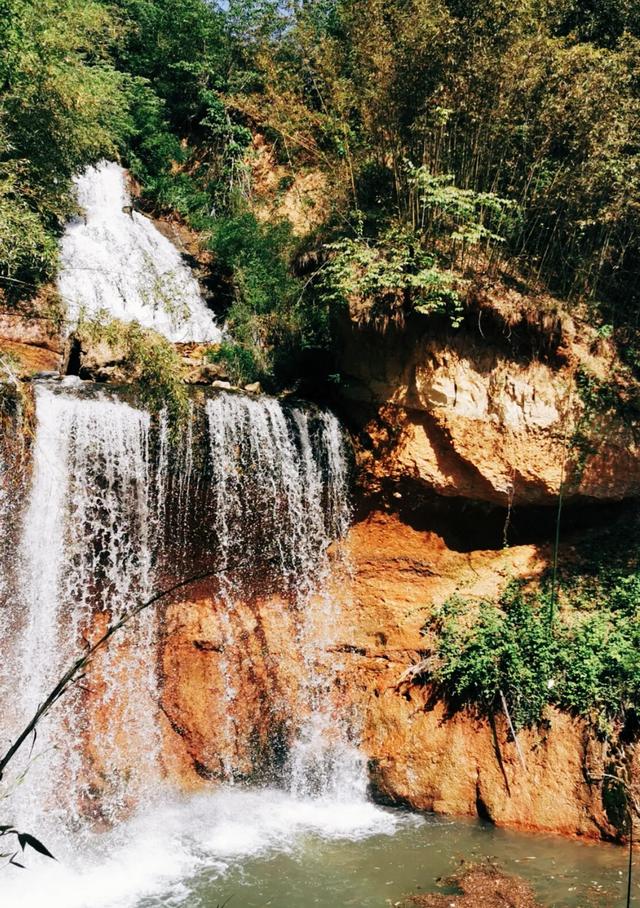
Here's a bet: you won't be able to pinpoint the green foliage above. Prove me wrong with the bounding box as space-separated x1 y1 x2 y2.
4 0 640 390
204 340 259 386
559 610 640 730
232 0 640 368
0 168 58 286
320 170 516 328
0 0 130 296
120 78 186 192
210 212 297 314
404 166 520 258
111 0 251 212
208 210 326 386
426 525 640 736
322 226 462 329
427 584 558 730
77 313 188 423
107 0 227 129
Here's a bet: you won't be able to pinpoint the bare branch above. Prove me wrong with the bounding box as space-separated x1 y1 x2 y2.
0 568 218 780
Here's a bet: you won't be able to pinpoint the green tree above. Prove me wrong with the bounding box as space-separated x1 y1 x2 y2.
0 0 130 296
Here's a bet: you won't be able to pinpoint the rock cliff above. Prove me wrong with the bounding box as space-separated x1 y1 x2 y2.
335 302 640 507
156 512 629 841
4 284 640 843
151 301 640 840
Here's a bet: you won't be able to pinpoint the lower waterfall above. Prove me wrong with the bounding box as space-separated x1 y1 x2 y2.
0 382 396 907
14 388 162 832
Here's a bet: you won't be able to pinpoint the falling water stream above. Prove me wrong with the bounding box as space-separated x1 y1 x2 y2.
58 162 221 342
13 388 162 833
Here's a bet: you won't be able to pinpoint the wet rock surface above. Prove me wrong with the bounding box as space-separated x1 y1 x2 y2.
159 510 625 841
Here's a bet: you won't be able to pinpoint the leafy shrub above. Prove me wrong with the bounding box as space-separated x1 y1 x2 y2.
0 177 58 287
77 314 188 424
210 213 296 312
322 225 463 329
208 211 327 386
321 172 516 329
426 584 558 730
204 340 259 386
0 0 131 299
559 611 640 730
404 165 520 264
426 552 640 736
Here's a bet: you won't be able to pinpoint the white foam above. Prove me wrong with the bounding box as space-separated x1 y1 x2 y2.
0 788 404 908
58 161 221 343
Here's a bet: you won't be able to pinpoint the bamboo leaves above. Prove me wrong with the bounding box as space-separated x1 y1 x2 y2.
0 826 55 869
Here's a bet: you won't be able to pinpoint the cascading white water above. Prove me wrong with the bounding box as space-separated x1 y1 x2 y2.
204 392 361 795
0 384 394 907
204 392 349 597
3 385 360 809
58 161 221 343
0 397 29 726
0 442 8 608
9 385 163 838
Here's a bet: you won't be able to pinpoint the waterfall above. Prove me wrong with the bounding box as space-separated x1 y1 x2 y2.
204 392 350 599
203 392 360 795
8 385 164 838
0 433 10 609
58 161 221 343
1 383 361 858
0 396 30 727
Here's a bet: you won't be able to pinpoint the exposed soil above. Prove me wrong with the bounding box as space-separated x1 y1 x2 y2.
405 863 543 907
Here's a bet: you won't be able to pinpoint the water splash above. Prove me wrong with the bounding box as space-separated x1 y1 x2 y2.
0 788 404 908
58 161 221 343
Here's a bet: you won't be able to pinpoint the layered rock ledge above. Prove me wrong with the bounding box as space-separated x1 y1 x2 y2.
157 511 630 841
336 306 640 507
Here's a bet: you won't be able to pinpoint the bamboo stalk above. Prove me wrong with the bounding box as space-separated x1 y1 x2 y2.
499 689 527 772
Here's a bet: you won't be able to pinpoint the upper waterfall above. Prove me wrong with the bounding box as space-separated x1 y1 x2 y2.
58 161 222 343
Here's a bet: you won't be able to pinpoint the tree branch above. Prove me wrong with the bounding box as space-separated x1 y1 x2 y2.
0 568 218 780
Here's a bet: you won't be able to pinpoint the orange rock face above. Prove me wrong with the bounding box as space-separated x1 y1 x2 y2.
336 317 640 506
0 292 64 376
334 514 615 839
0 338 61 376
159 586 306 785
155 511 620 841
